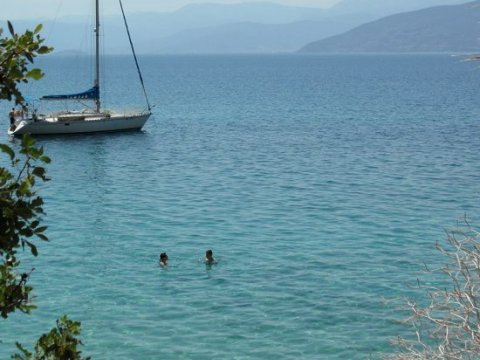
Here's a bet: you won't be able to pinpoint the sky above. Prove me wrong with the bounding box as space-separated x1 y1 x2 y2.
2 0 340 20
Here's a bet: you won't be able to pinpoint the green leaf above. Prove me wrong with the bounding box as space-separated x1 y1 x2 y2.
31 197 44 207
40 155 51 164
32 167 46 178
7 21 15 36
35 226 48 233
21 134 36 148
21 228 34 237
33 24 43 34
25 241 38 256
25 53 33 63
25 68 43 80
36 233 48 242
38 46 52 54
0 144 15 161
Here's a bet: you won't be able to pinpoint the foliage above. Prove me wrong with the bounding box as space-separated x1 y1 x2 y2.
385 220 480 359
0 22 88 360
0 21 52 107
0 136 90 358
12 315 91 360
0 134 50 318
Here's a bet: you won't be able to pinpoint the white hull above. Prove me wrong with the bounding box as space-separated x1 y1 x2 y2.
8 111 150 136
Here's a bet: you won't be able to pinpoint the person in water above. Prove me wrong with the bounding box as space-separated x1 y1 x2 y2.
159 252 169 267
6 254 16 267
205 249 217 264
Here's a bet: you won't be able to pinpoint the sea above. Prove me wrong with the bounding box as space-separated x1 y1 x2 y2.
1 54 480 359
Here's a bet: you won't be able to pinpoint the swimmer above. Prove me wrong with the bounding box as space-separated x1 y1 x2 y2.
6 254 16 266
205 249 217 264
159 252 169 267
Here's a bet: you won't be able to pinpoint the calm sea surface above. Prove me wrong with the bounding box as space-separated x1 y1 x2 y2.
1 54 480 359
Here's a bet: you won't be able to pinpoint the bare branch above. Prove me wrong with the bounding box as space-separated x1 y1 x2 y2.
384 220 480 359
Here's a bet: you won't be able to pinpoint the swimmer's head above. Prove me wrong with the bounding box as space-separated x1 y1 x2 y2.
205 249 214 260
6 254 15 266
160 252 168 262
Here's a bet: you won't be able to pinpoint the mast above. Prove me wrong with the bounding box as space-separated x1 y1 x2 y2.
94 0 101 112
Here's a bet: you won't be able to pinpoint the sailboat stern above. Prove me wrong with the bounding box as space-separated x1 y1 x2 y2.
8 120 29 136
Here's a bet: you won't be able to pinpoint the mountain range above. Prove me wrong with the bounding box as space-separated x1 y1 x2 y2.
300 0 480 53
2 0 476 54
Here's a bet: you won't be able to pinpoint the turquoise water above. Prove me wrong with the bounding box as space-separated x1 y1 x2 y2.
1 54 480 359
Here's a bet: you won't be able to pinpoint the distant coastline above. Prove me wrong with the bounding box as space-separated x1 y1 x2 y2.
4 0 476 55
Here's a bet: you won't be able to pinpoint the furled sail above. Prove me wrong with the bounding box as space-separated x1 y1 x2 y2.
41 86 99 101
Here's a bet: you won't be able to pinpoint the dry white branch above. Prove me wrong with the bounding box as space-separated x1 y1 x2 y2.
384 220 480 359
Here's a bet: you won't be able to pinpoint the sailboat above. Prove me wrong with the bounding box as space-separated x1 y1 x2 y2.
8 0 151 136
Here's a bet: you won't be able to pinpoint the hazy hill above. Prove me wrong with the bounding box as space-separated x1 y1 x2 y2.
3 1 474 54
139 0 472 53
330 0 469 16
149 20 354 54
300 0 480 53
